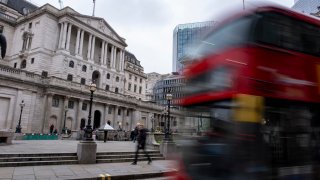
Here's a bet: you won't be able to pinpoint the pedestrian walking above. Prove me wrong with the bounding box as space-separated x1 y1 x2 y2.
133 123 139 143
132 124 152 165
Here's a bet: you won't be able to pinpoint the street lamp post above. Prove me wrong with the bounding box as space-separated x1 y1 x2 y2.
84 82 96 141
151 116 154 132
165 93 172 141
62 106 68 134
15 100 25 133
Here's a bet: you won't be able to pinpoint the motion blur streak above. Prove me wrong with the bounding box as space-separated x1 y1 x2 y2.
175 2 320 180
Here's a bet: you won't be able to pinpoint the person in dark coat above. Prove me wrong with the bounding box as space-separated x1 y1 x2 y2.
49 124 54 134
132 124 152 165
133 124 139 143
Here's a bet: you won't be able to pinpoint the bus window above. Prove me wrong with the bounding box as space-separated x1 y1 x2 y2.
255 12 320 57
193 16 254 59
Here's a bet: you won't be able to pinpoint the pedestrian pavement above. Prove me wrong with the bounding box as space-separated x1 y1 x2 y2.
0 140 178 180
0 160 177 180
0 140 138 154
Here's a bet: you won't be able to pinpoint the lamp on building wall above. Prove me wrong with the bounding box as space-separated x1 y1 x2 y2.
165 93 173 140
84 82 96 141
62 106 68 134
15 100 25 133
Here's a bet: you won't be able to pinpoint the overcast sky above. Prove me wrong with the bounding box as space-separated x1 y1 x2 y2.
31 0 294 74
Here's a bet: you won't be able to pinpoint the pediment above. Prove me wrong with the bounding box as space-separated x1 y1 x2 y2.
73 15 125 45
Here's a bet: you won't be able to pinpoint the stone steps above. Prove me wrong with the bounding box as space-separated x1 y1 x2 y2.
0 160 78 167
0 150 164 167
96 157 165 163
0 156 77 162
96 150 164 163
96 154 163 160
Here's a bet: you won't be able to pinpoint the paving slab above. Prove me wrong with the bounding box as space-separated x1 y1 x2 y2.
0 140 177 179
0 160 176 180
0 140 137 154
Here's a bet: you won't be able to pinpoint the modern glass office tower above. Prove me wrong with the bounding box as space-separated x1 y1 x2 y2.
292 0 320 14
172 21 216 73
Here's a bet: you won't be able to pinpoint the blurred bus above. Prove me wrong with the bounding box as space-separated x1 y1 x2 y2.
177 3 320 180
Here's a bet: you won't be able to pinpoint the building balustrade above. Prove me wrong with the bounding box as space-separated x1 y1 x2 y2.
0 64 179 114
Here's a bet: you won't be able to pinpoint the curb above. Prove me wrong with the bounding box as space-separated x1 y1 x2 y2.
97 170 177 180
67 170 177 180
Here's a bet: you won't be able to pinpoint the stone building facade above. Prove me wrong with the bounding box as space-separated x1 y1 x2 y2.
0 2 184 134
124 51 146 100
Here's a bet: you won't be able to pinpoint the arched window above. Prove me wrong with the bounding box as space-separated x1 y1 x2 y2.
20 60 26 69
82 65 87 72
115 87 119 93
116 76 119 82
69 61 74 68
105 85 109 91
107 73 110 79
67 74 73 81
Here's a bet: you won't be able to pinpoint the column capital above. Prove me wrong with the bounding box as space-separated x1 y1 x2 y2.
46 92 54 97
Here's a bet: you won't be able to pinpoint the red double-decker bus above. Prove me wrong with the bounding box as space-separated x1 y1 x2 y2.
177 3 320 180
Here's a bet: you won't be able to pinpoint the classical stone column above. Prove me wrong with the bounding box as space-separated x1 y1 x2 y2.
75 28 81 55
66 23 73 51
114 48 118 70
59 23 64 48
75 99 83 131
122 107 126 131
58 96 69 133
131 109 140 129
61 22 68 49
44 93 53 133
87 34 92 59
104 42 108 65
79 30 84 56
100 41 105 65
90 36 96 60
103 104 108 125
120 50 124 71
110 46 114 68
113 105 118 127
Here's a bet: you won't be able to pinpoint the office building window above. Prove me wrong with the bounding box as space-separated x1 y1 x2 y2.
52 97 59 107
67 74 73 81
14 63 17 68
31 58 34 64
41 71 48 77
80 78 86 85
82 103 87 111
68 101 74 109
134 85 137 93
115 87 119 93
20 60 26 69
107 73 110 79
69 61 74 68
82 65 87 72
105 85 109 91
